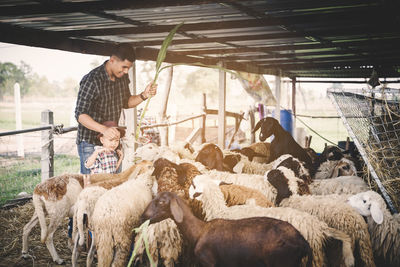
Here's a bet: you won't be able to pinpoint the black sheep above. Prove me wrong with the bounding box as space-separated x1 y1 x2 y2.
253 117 313 173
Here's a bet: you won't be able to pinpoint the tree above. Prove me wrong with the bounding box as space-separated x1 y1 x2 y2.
182 68 219 105
0 61 32 100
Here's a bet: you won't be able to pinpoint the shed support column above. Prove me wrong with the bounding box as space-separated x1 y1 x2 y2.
41 110 54 181
201 93 207 143
292 77 296 133
218 62 226 149
121 61 137 170
274 70 281 122
158 66 173 146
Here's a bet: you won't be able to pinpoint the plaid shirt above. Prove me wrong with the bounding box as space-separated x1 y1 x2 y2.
75 61 131 145
85 146 119 174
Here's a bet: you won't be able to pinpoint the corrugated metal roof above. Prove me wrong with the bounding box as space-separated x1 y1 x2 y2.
0 0 399 78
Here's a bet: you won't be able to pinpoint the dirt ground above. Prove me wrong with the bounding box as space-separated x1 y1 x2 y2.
0 202 87 267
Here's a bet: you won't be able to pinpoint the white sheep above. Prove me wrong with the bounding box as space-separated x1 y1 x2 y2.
309 175 369 195
91 170 155 267
267 166 375 266
71 185 108 267
189 175 355 267
21 173 84 264
347 190 400 267
133 143 181 163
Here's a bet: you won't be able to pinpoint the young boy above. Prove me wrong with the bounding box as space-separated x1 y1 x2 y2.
83 121 125 185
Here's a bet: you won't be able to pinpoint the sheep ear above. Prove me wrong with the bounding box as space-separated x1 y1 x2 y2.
170 197 184 223
370 202 383 224
233 161 244 173
252 119 264 133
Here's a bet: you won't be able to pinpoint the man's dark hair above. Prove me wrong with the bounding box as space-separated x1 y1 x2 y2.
111 43 135 62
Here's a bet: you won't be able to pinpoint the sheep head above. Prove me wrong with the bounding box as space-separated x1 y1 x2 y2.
330 158 357 178
252 117 279 141
141 192 183 224
195 143 224 171
347 191 384 224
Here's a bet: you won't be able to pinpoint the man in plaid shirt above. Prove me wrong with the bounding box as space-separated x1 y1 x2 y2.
75 43 157 174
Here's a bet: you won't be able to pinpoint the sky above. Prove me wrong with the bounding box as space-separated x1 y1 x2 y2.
0 42 107 83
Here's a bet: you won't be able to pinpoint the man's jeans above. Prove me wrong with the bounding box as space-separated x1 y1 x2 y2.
69 141 95 238
77 141 95 174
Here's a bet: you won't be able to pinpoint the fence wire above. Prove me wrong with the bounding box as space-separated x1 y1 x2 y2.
328 87 400 213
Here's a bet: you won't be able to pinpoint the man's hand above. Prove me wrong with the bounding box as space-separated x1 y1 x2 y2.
142 82 157 99
101 127 120 140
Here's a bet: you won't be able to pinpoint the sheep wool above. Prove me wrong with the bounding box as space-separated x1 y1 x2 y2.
203 170 277 203
309 175 369 195
280 195 375 267
91 172 154 267
219 183 274 208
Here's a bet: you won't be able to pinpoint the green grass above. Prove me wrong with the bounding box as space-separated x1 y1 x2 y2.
0 154 80 205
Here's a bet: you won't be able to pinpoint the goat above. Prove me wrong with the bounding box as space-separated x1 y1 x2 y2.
253 117 313 174
141 191 312 267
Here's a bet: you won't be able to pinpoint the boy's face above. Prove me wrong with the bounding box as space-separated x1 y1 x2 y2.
100 131 120 150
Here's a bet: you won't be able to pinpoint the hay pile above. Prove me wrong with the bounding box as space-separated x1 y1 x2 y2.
0 201 91 267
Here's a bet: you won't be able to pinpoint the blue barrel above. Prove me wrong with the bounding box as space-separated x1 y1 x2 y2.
280 109 293 135
272 109 293 136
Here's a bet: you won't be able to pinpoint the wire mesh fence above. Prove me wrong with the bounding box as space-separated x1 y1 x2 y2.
328 87 400 213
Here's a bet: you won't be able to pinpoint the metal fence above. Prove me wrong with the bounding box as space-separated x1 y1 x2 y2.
328 87 400 213
0 110 80 206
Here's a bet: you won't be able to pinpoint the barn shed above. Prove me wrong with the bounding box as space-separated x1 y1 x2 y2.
1 1 400 266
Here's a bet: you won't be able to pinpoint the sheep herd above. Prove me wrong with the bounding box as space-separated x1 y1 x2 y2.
20 118 399 267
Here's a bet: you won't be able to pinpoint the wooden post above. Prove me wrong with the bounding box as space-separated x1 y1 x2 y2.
218 62 226 149
200 93 206 143
274 70 281 122
41 110 54 181
158 66 173 146
292 77 296 128
121 61 137 170
14 83 24 157
250 108 255 143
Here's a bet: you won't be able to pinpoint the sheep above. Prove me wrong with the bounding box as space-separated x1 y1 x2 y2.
132 142 181 163
141 191 312 267
90 170 155 267
71 185 108 267
230 145 269 162
314 157 357 180
252 117 313 172
217 180 275 208
247 141 271 163
347 190 400 267
189 175 355 267
309 175 369 195
21 173 84 264
133 158 204 267
266 168 375 267
229 154 274 175
202 169 278 203
195 143 225 171
272 154 312 184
